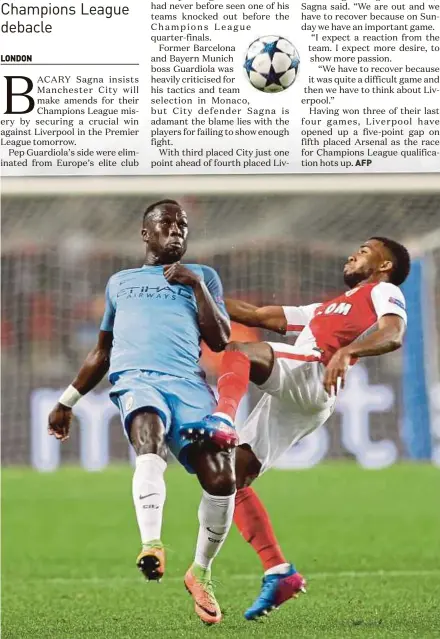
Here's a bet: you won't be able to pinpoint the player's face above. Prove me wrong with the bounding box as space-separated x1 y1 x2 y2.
343 239 393 287
143 205 189 263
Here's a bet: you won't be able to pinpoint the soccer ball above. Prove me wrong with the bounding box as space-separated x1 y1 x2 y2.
244 35 300 93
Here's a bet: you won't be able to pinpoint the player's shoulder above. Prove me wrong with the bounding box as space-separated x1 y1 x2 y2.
370 281 406 311
371 281 405 299
186 264 221 281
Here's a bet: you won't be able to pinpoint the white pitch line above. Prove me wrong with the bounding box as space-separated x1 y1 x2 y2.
18 569 440 585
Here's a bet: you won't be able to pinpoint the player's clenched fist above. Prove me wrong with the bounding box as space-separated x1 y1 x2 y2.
323 347 351 397
163 263 201 288
48 403 73 442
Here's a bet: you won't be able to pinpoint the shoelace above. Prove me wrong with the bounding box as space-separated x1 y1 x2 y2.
200 578 217 604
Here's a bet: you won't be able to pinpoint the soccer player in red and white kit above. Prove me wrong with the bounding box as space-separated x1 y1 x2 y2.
181 237 410 619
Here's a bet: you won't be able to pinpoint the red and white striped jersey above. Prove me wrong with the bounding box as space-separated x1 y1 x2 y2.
282 282 407 365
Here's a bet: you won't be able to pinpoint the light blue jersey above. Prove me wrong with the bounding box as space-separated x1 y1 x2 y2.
100 263 229 473
100 264 229 382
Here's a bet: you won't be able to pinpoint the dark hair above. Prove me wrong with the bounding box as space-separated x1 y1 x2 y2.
143 199 181 226
370 236 411 285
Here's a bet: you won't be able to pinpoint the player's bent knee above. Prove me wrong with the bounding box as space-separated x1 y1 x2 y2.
225 341 246 353
194 449 236 495
191 445 236 494
225 341 273 385
204 471 236 496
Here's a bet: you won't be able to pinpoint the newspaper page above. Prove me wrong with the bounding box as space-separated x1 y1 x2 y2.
1 0 440 174
2 1 440 636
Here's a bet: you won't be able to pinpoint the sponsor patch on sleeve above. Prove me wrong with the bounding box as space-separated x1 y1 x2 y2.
389 296 406 310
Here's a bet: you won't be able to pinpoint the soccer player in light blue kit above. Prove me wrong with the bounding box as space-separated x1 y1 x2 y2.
48 200 238 625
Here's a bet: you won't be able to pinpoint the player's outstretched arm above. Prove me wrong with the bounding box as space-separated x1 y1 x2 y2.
344 314 405 358
225 299 287 334
323 315 405 396
48 330 113 442
164 263 230 351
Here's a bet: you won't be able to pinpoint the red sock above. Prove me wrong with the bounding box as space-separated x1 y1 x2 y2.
234 486 287 571
215 351 250 422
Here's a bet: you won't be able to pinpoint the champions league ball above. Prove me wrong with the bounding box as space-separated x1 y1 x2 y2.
244 35 300 93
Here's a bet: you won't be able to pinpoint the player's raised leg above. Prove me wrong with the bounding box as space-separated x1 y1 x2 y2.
128 409 168 581
184 444 236 624
179 341 273 446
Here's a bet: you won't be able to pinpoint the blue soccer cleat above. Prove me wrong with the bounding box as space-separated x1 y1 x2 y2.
244 566 306 620
179 415 239 449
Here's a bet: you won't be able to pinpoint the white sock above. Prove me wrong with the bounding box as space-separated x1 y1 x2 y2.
194 490 236 570
264 563 292 576
212 411 233 426
132 453 166 545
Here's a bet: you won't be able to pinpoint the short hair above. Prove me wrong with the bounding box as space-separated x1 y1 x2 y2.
143 199 181 226
370 236 411 285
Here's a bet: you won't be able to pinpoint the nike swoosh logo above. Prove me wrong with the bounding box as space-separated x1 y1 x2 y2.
139 493 159 500
206 527 223 535
195 603 218 618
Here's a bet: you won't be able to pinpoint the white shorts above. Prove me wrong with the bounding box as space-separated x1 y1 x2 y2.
237 342 336 474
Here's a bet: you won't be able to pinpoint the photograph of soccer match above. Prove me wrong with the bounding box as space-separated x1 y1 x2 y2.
2 185 440 637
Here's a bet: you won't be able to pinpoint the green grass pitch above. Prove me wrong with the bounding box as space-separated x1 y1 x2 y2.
2 463 440 638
